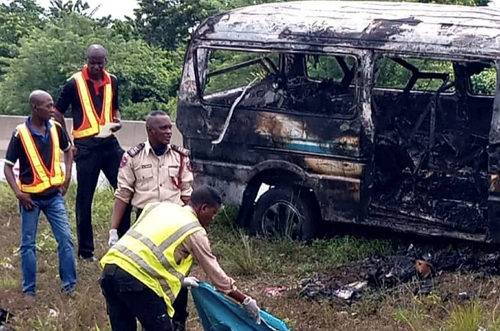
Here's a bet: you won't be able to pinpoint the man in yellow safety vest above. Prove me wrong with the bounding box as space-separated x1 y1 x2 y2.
3 90 77 298
53 44 132 261
100 185 261 331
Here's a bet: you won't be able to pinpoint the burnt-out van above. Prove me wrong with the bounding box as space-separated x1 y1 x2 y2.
176 1 500 243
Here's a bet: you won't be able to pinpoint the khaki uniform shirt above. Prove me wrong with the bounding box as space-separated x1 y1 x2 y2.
115 141 194 209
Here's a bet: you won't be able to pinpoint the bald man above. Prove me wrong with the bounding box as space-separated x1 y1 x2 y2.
53 44 132 262
4 90 77 298
108 110 194 331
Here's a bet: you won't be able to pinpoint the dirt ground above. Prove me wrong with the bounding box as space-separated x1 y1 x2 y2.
1 189 500 330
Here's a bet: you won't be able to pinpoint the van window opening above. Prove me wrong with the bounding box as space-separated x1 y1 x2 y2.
197 48 360 117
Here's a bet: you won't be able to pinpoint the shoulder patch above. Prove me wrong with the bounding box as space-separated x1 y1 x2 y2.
171 145 191 157
127 143 145 158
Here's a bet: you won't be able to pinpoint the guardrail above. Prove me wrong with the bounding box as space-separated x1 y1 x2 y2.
0 115 183 186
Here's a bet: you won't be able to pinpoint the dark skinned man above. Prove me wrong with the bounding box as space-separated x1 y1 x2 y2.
100 185 261 331
4 90 77 298
108 110 193 331
53 44 132 261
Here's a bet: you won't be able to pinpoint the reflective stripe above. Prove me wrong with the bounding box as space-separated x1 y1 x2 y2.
126 223 202 278
17 122 64 193
127 230 185 281
72 70 113 138
158 222 203 252
73 72 100 138
113 244 176 304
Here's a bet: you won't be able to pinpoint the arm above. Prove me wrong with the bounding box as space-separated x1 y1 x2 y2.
186 231 245 303
111 154 135 230
185 231 261 322
180 157 194 205
54 80 74 132
110 198 130 230
4 164 34 211
111 76 122 132
57 124 73 196
4 133 34 210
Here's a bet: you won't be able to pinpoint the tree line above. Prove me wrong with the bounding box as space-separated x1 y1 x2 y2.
0 0 489 121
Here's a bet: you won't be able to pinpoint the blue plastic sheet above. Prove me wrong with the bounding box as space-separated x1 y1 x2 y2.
191 282 292 331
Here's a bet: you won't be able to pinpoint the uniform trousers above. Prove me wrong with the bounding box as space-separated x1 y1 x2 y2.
74 137 132 258
100 264 173 331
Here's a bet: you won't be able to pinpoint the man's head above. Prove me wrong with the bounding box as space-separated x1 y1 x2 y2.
146 111 173 146
86 44 107 78
189 185 222 227
29 90 54 121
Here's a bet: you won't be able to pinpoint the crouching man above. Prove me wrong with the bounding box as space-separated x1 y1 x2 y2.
3 90 77 298
99 185 260 331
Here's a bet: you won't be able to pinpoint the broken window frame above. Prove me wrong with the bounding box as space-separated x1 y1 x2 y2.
194 46 363 120
373 55 456 95
466 61 497 97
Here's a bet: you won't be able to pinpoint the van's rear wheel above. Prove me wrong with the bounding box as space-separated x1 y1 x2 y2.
250 187 317 241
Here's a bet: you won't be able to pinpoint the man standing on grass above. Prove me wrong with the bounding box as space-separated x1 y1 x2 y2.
3 90 77 298
107 110 194 331
52 44 132 262
100 186 261 331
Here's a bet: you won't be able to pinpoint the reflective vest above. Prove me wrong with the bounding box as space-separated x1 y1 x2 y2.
100 203 204 317
72 69 113 138
17 121 65 193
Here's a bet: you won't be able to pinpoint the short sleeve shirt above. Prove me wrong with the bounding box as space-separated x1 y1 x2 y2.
5 119 71 198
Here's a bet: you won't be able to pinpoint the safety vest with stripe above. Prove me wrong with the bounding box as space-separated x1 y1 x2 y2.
17 121 65 193
72 69 113 139
100 202 204 317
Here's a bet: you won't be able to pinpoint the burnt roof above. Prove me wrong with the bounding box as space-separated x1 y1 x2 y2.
195 1 500 59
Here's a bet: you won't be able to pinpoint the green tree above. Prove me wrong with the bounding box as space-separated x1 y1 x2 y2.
134 0 286 50
0 0 44 75
0 13 180 119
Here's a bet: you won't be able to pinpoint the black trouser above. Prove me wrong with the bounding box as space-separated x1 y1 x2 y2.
120 207 189 328
100 264 173 331
74 137 132 258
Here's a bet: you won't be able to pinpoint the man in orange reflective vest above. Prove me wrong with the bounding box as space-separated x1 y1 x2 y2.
3 90 77 298
53 44 131 261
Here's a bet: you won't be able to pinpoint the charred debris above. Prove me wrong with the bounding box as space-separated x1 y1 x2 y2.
300 244 500 304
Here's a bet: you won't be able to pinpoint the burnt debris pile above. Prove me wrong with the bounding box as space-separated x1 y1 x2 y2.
372 113 489 233
300 246 500 303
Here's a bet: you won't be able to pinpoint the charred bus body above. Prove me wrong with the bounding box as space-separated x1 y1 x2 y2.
177 1 500 243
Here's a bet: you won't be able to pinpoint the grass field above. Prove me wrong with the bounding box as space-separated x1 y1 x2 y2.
1 183 500 331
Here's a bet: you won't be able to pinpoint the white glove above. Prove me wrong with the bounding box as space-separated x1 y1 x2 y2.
108 229 119 246
242 296 261 324
181 277 199 288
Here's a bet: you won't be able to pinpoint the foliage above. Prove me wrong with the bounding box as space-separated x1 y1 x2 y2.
0 0 495 120
0 0 44 74
0 12 181 119
133 0 286 50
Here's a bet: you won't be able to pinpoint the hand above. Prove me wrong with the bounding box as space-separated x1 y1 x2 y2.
17 192 34 211
108 229 119 246
181 276 199 288
242 296 261 324
111 117 122 132
60 179 71 196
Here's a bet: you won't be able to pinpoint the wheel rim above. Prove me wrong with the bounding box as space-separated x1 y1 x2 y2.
260 201 303 238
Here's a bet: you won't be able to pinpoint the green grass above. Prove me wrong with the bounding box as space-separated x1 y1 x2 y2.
209 206 396 276
3 183 500 331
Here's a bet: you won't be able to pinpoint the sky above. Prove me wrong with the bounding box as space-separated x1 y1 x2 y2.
1 0 139 19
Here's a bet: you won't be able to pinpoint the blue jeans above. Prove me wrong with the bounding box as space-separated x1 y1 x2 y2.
20 193 77 295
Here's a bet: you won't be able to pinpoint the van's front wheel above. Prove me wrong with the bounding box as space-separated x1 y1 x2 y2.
250 187 318 241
